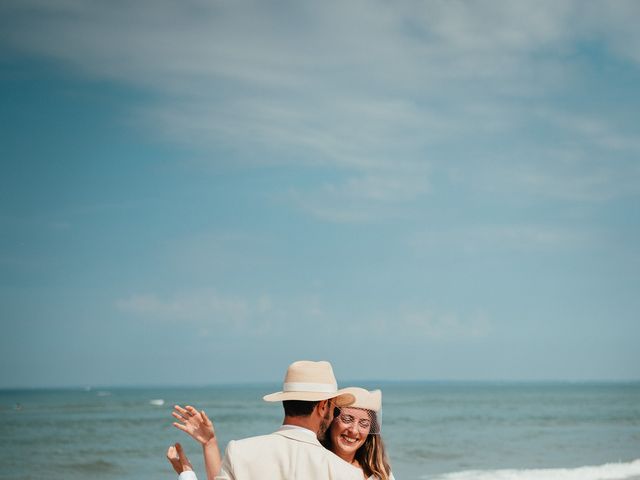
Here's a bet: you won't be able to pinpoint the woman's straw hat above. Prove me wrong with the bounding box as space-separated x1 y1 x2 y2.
340 387 382 412
338 387 383 434
263 360 355 407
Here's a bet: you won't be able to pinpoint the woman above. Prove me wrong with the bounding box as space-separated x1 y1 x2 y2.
167 387 394 480
322 387 394 480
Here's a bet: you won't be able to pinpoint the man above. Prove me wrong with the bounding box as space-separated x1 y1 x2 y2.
170 360 363 480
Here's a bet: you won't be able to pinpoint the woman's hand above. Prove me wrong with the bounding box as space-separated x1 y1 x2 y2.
172 404 216 446
166 443 193 474
171 406 222 480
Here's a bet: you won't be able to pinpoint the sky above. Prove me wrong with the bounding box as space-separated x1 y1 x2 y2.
1 0 639 388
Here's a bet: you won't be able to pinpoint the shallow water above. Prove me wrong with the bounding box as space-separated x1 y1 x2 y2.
1 382 638 479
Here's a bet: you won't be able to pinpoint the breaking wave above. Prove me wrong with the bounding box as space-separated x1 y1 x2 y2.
424 459 640 480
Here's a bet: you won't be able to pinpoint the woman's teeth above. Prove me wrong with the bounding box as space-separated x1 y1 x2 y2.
341 435 358 444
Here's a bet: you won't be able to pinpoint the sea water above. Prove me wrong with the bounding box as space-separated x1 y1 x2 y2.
1 382 638 480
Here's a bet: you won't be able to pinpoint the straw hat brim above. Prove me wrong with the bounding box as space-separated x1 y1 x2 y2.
339 387 382 412
263 389 355 407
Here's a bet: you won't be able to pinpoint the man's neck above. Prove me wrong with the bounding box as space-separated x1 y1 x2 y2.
282 415 318 435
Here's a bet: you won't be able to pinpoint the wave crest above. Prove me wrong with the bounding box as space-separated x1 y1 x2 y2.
425 459 640 480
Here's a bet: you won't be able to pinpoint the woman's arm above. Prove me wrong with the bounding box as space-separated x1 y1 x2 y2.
172 405 222 480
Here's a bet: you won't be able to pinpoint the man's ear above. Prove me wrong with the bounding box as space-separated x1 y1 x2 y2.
316 399 330 416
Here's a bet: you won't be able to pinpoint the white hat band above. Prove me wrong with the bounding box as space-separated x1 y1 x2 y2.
283 382 337 393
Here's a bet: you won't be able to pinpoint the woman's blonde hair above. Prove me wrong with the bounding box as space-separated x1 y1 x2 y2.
354 424 391 480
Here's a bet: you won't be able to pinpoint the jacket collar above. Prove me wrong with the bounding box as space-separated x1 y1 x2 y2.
274 425 322 446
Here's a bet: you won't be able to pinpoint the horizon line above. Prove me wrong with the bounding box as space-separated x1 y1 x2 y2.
2 377 639 391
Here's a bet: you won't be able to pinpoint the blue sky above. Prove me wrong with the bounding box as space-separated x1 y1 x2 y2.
1 0 639 388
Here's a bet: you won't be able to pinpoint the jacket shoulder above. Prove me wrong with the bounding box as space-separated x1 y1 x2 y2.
228 432 283 447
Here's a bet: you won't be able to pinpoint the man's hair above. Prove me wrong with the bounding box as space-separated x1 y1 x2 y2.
282 400 320 417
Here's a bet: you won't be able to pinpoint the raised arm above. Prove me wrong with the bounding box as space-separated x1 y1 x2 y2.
172 405 222 480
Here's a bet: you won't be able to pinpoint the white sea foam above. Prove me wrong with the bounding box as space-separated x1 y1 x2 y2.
424 459 640 480
149 399 164 406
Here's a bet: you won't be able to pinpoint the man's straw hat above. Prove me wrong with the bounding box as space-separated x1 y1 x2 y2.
263 360 355 407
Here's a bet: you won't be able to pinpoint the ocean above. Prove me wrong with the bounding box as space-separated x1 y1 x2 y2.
1 382 639 480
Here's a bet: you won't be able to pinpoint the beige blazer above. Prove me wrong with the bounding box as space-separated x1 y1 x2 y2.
214 426 363 480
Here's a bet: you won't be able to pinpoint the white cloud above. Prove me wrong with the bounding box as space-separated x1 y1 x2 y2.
484 149 640 202
345 306 492 339
401 309 491 339
403 0 574 53
115 287 491 341
538 109 640 154
288 163 431 222
2 0 639 217
115 290 252 327
581 0 640 65
409 224 595 254
114 289 331 335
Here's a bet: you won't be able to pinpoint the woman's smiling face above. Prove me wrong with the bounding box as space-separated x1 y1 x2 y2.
329 407 372 458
